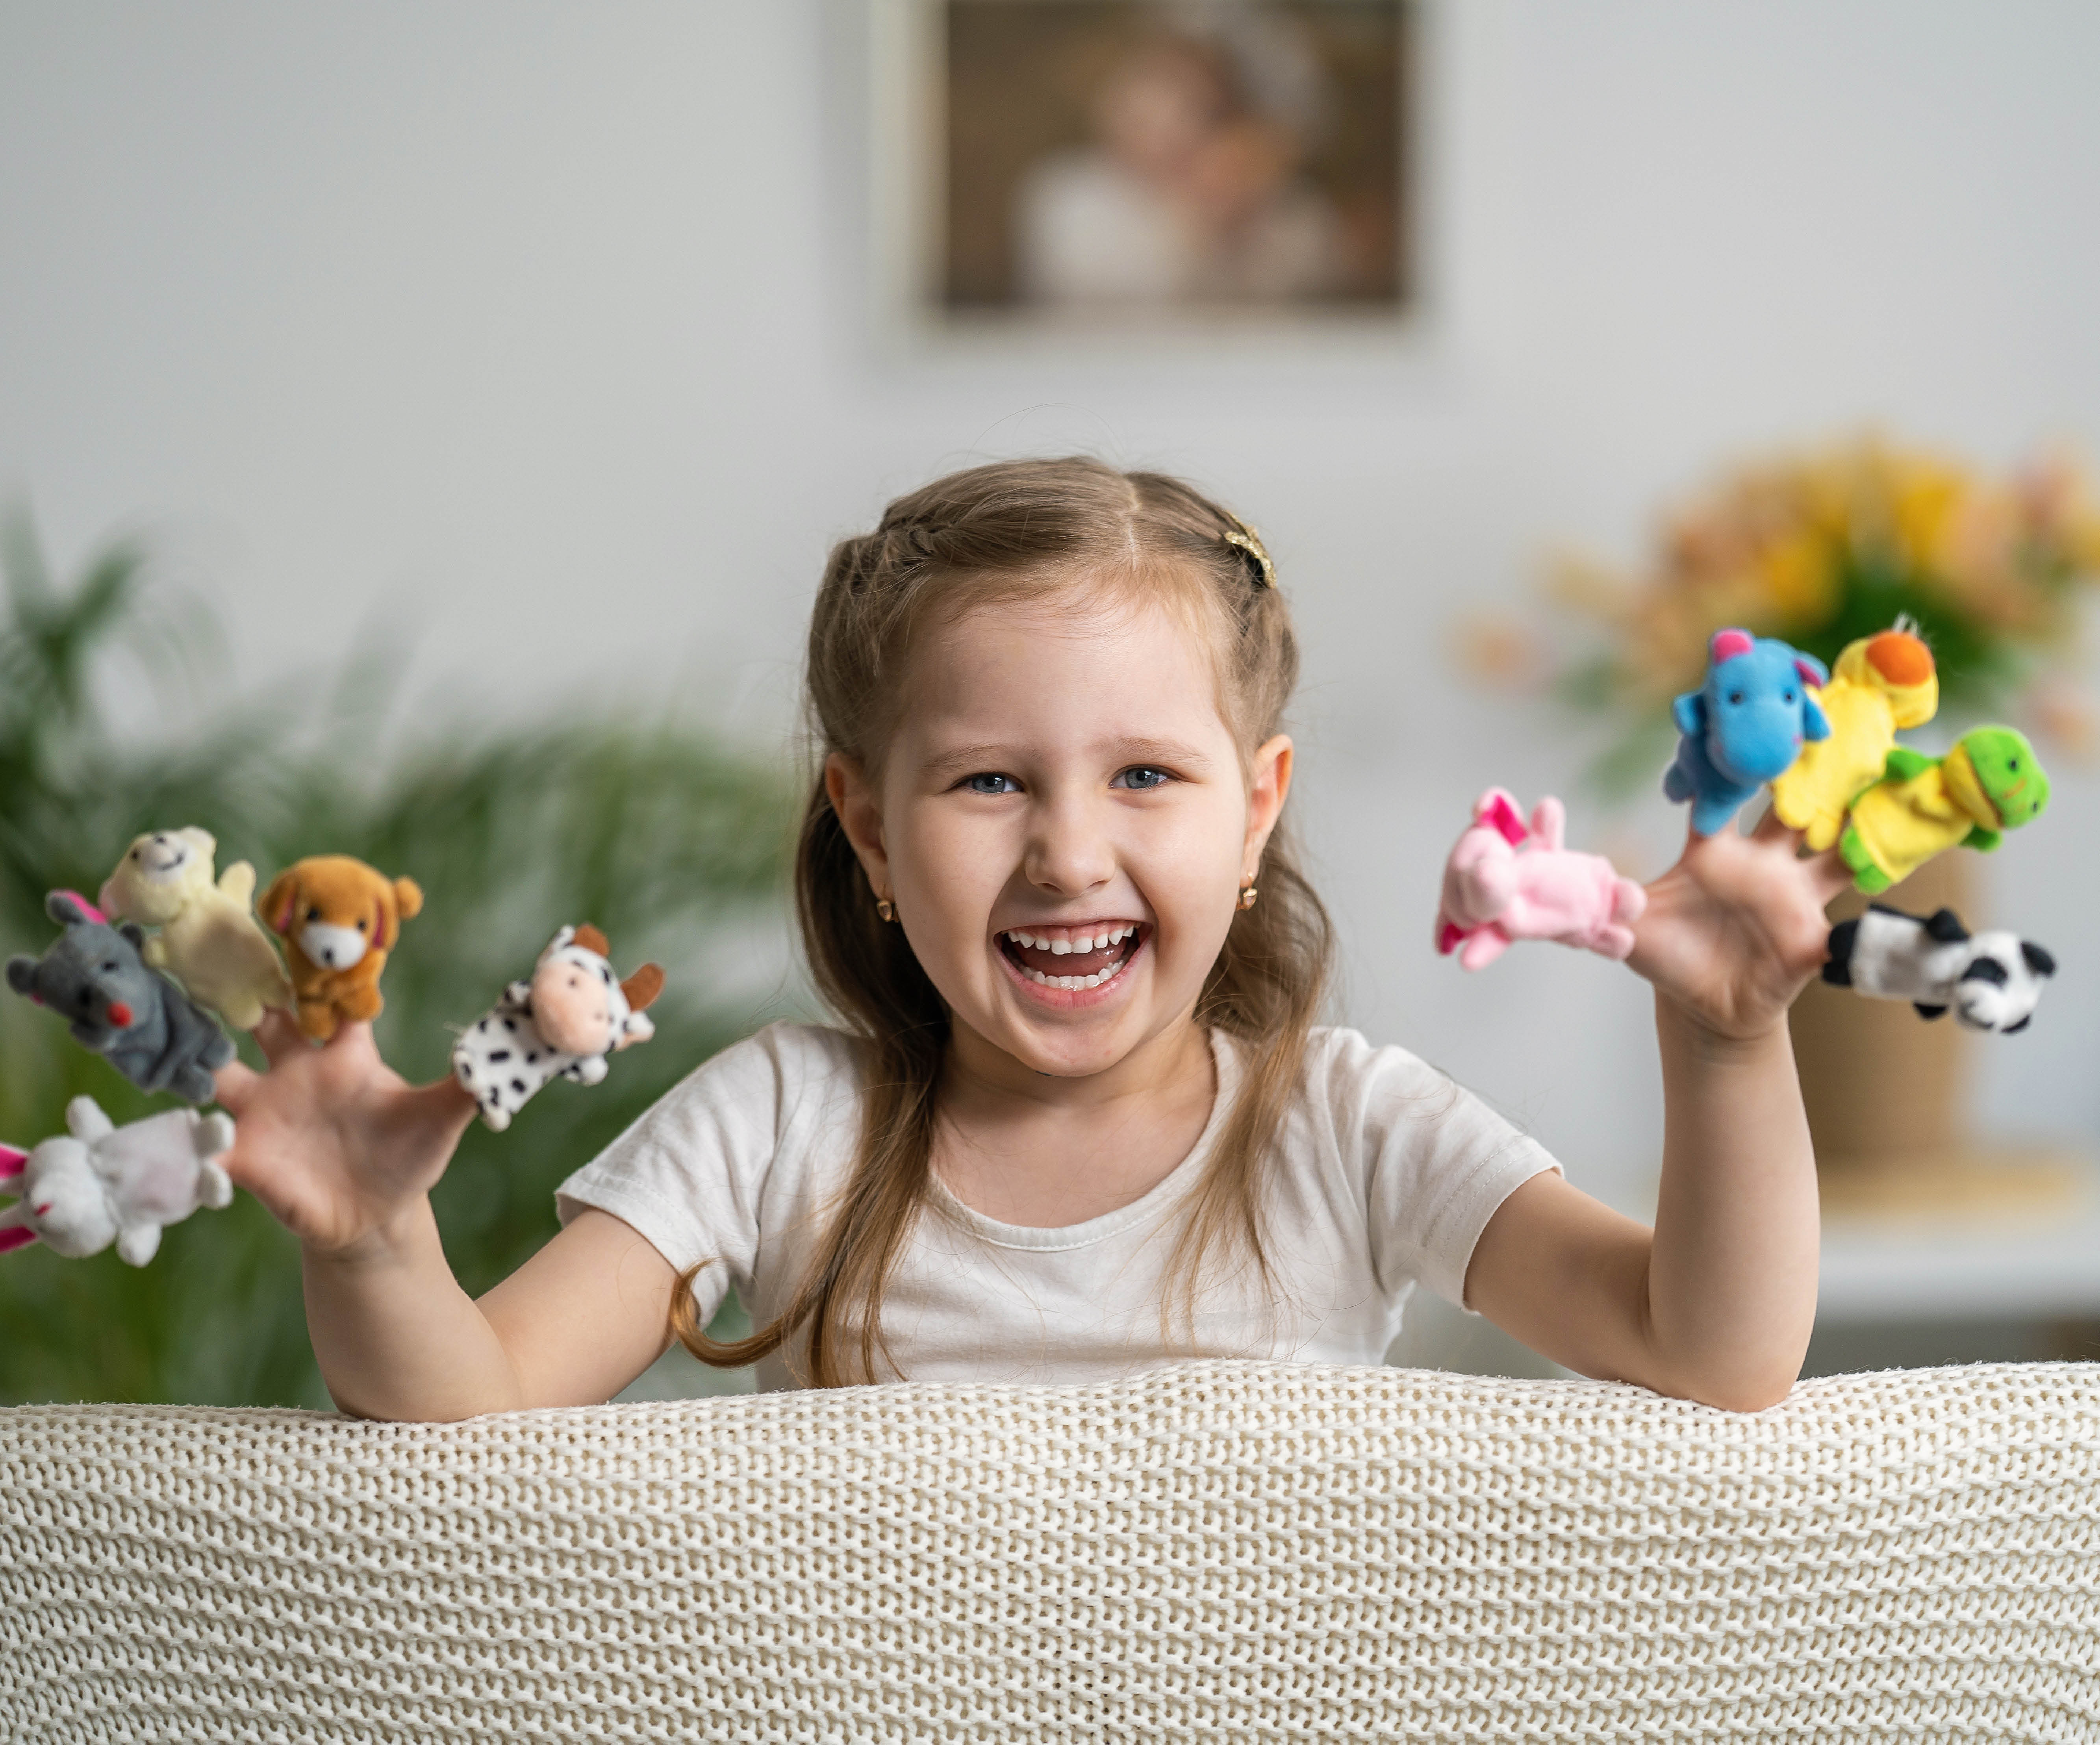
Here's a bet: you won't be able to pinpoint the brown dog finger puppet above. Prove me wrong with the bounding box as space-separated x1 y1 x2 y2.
259 856 424 1041
452 925 664 1132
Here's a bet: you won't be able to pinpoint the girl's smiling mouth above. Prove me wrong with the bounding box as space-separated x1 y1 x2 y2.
997 922 1147 998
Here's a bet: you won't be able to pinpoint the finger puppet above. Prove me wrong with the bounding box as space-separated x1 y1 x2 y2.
259 856 424 1041
1768 624 1939 851
1435 788 1648 972
1663 628 1832 836
1837 726 2050 895
98 827 294 1031
5 892 235 1103
1823 903 2056 1034
0 1095 234 1265
453 925 665 1132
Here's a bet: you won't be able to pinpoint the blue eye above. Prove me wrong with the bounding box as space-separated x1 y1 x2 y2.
964 773 1018 795
1112 766 1170 790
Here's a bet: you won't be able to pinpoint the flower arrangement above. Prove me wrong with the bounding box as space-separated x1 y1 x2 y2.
1468 434 2100 793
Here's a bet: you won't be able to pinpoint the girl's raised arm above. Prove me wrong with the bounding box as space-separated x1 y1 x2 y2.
216 1014 679 1420
1462 805 1844 1413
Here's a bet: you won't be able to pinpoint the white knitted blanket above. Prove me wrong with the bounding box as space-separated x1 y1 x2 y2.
2 1360 2095 1742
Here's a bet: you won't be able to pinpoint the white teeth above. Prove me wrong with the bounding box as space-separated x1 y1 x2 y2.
1018 952 1132 993
1050 938 1072 955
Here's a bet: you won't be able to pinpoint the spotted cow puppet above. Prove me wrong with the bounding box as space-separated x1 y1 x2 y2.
452 925 665 1132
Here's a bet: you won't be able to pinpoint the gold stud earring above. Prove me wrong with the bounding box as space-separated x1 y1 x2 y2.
1238 882 1259 911
877 898 895 923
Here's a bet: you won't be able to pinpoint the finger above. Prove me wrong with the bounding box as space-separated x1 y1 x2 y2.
410 1073 480 1129
214 1058 263 1114
327 1020 381 1063
1806 846 1855 907
253 1008 308 1067
1750 801 1802 848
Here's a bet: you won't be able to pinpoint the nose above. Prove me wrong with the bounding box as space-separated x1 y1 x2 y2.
107 1002 133 1027
1023 786 1117 898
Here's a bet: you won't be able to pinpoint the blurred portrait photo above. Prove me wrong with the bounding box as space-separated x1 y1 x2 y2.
936 0 1415 323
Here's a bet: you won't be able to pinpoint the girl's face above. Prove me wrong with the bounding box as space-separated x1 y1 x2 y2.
828 588 1291 1086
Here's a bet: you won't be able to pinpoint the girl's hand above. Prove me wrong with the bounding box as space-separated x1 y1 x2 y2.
213 1010 478 1258
1625 806 1854 1042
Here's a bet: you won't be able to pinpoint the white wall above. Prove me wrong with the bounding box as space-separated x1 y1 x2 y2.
5 0 2100 1220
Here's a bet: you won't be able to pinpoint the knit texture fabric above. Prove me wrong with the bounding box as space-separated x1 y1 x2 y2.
2 1359 2095 1741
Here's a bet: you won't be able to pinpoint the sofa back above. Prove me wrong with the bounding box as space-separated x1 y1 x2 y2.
2 1360 2095 1740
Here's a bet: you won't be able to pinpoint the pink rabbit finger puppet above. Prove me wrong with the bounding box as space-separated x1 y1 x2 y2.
452 924 666 1132
1436 788 1649 972
0 1096 235 1266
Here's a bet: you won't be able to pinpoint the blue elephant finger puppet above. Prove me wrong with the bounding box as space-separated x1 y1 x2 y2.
5 890 235 1103
1664 628 1831 836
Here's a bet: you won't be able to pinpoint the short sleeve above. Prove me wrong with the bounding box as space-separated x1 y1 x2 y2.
1319 1029 1564 1317
553 1022 815 1331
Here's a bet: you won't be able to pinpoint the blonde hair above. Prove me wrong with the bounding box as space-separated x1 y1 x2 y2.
669 456 1334 1387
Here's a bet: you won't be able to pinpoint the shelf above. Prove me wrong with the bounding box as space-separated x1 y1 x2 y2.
1818 1151 2100 1321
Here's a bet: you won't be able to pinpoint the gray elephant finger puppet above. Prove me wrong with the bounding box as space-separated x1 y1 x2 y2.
453 925 665 1131
1823 903 2057 1034
6 891 235 1102
0 1095 235 1265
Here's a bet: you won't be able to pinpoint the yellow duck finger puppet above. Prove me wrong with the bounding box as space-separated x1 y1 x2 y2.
1839 726 2050 894
98 828 295 1031
1769 624 1939 852
259 855 424 1041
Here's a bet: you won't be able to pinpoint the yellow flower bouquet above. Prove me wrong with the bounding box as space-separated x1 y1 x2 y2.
1475 434 2100 793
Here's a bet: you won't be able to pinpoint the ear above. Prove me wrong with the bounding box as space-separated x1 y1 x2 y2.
1802 694 1831 741
118 921 146 948
1793 653 1829 688
392 876 424 922
0 1224 40 1253
370 895 390 953
5 957 36 994
1478 790 1527 846
260 871 299 936
45 890 90 927
0 1144 26 1180
1242 735 1293 876
826 751 892 899
2022 941 2057 978
620 963 665 1012
181 825 217 861
1672 692 1707 736
1709 628 1754 664
572 924 610 957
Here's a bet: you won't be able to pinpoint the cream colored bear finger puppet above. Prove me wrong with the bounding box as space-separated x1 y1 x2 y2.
98 828 294 1031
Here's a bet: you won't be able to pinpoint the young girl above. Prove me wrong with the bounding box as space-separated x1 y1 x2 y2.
214 457 1846 1419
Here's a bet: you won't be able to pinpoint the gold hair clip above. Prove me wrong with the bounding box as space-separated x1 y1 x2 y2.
1222 523 1275 591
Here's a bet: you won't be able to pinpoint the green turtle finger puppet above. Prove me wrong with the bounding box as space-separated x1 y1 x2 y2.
1838 725 2050 894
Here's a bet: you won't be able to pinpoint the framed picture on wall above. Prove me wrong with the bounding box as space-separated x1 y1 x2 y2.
868 0 1423 346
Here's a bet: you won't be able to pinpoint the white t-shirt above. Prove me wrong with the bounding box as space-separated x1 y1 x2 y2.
554 1022 1562 1395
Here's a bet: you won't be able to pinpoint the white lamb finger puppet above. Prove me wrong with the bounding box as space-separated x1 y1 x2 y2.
1822 903 2057 1034
453 925 666 1132
0 1096 235 1265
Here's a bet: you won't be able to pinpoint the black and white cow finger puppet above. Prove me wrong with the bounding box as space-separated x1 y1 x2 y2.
1822 903 2057 1033
452 925 665 1131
